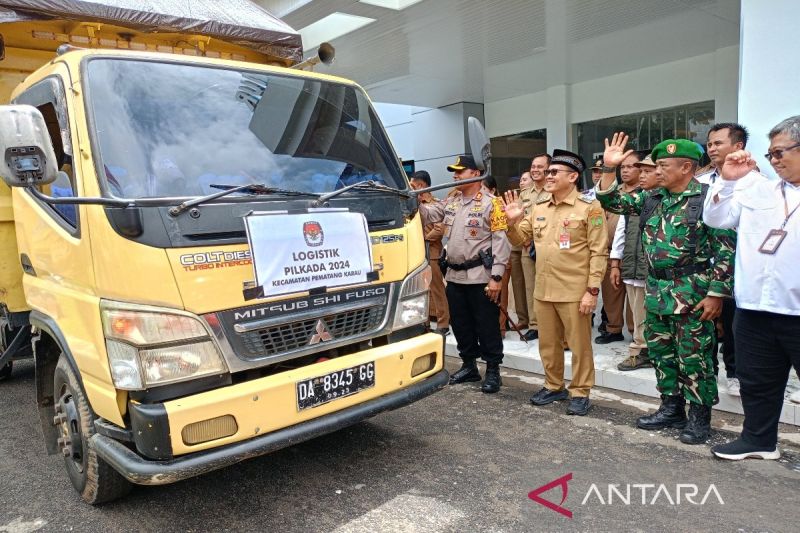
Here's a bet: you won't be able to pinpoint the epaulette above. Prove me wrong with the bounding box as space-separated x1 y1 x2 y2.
536 192 552 204
577 192 595 203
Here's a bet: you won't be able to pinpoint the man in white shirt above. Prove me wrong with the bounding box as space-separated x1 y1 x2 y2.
696 123 749 395
704 115 800 461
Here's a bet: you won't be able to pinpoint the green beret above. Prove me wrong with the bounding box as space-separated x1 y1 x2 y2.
650 139 702 162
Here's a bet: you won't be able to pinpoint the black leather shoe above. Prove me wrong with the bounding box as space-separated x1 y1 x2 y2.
566 397 591 416
598 321 608 334
637 395 687 429
529 387 569 405
680 404 712 444
523 329 539 341
594 332 625 344
449 362 481 385
481 363 502 394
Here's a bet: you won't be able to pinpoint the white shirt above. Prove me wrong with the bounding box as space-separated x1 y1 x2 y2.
609 216 645 288
703 171 800 315
695 169 719 186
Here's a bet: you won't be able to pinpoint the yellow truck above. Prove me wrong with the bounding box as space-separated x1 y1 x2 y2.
0 0 455 503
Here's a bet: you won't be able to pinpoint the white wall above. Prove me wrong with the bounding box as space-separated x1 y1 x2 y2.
374 101 484 190
485 47 740 147
738 0 800 178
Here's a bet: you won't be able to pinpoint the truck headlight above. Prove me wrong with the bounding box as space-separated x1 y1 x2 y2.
101 301 227 390
393 264 431 329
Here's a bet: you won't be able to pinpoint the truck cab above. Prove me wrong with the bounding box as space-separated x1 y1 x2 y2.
0 47 447 504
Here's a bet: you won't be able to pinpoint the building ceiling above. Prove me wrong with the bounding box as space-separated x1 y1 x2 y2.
253 0 740 108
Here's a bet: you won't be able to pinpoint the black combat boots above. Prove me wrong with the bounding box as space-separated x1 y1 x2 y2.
636 394 687 430
680 403 712 444
449 360 481 385
481 363 502 393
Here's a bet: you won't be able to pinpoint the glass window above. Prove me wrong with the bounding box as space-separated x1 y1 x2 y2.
574 100 714 188
14 79 79 229
489 129 547 192
85 59 406 199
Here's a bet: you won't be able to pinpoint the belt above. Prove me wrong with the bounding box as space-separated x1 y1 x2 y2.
446 256 484 271
651 261 710 280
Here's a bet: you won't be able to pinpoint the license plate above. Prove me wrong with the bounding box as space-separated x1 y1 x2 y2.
296 362 375 411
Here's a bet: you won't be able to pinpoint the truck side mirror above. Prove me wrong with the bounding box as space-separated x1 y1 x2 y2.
467 116 491 174
0 105 58 187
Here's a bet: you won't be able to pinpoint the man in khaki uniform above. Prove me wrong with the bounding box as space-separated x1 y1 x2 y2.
502 149 608 415
508 174 529 332
410 171 449 335
518 153 552 340
419 154 511 394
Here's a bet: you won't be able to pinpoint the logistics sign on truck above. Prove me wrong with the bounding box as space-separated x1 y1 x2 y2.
0 0 495 504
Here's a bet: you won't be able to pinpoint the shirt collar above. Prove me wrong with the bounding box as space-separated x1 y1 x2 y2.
550 187 578 206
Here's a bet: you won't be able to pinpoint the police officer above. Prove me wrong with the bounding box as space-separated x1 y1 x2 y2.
418 155 511 393
596 133 736 444
502 150 609 416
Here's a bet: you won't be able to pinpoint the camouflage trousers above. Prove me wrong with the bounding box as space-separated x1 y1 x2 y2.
645 311 717 405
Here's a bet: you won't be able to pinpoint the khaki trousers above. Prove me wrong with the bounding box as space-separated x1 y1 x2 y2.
600 265 626 334
535 299 595 397
429 259 450 328
509 249 528 326
625 284 647 355
521 252 538 330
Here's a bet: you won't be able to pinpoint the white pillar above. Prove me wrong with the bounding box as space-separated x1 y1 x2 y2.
738 0 800 177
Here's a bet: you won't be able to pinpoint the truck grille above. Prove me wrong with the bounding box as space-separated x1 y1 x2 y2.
238 305 385 359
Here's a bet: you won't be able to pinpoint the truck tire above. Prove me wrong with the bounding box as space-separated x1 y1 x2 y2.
53 356 132 504
0 361 11 380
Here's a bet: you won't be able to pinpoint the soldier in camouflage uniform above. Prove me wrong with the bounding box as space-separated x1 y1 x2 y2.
596 134 736 445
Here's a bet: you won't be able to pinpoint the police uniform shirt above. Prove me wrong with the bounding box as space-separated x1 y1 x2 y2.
507 187 609 301
420 189 511 284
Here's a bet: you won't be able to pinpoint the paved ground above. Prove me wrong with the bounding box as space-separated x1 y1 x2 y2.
1 358 799 533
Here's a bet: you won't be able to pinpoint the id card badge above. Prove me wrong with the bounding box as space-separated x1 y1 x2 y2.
559 229 571 250
758 229 787 254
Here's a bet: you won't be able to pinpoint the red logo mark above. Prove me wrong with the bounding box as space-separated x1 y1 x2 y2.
303 221 324 247
528 473 573 519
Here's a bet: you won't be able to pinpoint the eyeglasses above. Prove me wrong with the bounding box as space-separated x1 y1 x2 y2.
765 142 800 161
544 169 574 177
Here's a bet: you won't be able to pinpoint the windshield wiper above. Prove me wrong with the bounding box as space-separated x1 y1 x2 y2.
314 180 411 206
169 183 320 217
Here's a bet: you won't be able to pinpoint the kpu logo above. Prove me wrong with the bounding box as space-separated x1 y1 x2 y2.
303 220 324 247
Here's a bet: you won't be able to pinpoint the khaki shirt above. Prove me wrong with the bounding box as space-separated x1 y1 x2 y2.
517 184 549 253
507 187 609 302
419 195 445 260
420 189 511 284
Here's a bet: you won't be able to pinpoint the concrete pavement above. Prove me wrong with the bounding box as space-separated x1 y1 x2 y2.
1 359 798 532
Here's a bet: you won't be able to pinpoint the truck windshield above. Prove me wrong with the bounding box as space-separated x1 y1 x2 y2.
85 59 407 199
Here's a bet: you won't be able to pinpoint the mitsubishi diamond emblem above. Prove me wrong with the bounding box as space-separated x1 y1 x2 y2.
308 319 333 345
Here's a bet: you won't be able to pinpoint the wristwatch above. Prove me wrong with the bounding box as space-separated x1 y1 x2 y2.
490 275 503 282
586 287 600 296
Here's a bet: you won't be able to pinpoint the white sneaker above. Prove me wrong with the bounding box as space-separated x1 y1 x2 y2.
726 377 740 396
789 389 800 404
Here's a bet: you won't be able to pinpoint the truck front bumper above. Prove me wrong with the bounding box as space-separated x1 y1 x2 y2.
91 368 448 485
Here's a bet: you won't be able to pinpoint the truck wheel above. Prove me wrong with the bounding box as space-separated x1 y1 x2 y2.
0 361 11 381
53 356 132 504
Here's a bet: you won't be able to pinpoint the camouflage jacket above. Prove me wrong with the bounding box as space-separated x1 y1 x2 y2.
596 179 735 315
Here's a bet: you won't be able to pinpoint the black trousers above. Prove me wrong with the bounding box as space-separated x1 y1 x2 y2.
446 282 504 364
713 298 737 378
734 309 800 448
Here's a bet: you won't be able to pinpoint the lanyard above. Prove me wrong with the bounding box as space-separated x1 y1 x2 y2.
780 181 800 229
